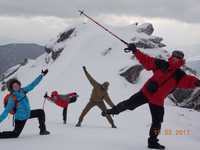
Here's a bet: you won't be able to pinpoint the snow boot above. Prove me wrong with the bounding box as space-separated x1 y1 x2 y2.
75 122 81 127
40 130 50 135
102 107 120 117
148 138 165 149
112 124 117 128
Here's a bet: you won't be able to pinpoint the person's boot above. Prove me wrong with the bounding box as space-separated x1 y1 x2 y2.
63 120 67 124
75 121 82 127
111 124 117 128
148 138 165 149
102 107 120 117
40 130 50 135
39 124 50 135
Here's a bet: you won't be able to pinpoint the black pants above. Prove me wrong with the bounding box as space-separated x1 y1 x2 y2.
111 91 164 141
0 109 47 139
62 97 77 123
63 107 67 122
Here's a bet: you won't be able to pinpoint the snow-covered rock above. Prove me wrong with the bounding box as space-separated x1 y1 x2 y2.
127 23 167 49
137 23 154 35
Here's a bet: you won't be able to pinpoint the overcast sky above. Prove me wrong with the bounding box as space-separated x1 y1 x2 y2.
0 0 199 56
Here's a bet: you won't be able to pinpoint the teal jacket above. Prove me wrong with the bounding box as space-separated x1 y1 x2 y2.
0 74 43 123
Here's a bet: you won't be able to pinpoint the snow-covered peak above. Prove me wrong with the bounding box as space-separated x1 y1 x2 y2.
45 22 168 62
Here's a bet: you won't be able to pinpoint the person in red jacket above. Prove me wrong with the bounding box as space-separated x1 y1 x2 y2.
102 43 200 149
44 91 78 124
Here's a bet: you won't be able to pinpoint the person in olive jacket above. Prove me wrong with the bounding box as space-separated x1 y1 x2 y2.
76 66 116 128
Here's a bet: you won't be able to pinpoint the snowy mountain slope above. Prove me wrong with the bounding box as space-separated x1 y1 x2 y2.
187 59 200 75
0 22 200 150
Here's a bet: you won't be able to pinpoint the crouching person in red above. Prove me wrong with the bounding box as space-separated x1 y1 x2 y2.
44 91 78 124
102 43 200 149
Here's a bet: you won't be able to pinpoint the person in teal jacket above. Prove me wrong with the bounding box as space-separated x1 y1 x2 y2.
0 69 50 138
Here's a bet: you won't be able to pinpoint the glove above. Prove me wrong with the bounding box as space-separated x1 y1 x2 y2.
196 80 200 86
83 66 87 71
42 69 48 76
44 92 48 98
124 43 137 53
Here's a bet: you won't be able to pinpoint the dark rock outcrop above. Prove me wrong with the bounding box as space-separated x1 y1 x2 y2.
137 23 154 35
57 28 75 43
120 65 144 84
51 48 64 61
131 23 166 49
45 28 75 62
102 48 112 56
169 88 200 111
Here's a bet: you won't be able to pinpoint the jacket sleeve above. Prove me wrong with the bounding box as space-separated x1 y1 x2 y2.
177 75 199 89
46 96 54 102
0 97 15 123
104 93 115 107
83 69 99 87
134 49 157 71
23 74 43 93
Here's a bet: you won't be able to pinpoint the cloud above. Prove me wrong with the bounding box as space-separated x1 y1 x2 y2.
0 16 73 45
0 0 199 23
0 15 199 49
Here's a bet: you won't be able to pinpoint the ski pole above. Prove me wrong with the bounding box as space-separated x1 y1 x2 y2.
78 10 131 53
42 98 47 110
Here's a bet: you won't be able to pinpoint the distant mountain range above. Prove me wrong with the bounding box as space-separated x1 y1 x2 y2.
0 43 45 75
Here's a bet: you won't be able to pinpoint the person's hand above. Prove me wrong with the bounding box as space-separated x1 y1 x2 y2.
44 92 48 99
124 43 137 53
83 66 87 71
196 80 200 86
42 69 48 76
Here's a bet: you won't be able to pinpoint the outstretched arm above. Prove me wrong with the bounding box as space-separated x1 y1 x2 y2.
134 49 157 71
0 97 15 123
177 75 199 89
83 66 99 87
124 43 157 71
23 69 48 93
104 93 115 107
23 74 43 93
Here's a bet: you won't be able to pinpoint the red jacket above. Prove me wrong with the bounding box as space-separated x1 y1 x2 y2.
135 49 199 106
48 95 69 108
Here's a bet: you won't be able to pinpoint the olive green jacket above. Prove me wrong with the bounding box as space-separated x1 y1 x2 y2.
83 69 115 107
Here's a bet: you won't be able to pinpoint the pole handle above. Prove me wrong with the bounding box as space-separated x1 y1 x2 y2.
124 49 132 53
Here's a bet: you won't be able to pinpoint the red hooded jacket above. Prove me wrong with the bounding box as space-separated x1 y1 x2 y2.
47 95 69 108
134 49 199 106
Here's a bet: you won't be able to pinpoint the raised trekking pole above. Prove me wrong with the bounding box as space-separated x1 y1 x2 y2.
42 98 47 110
78 10 131 53
43 92 49 110
42 92 48 110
